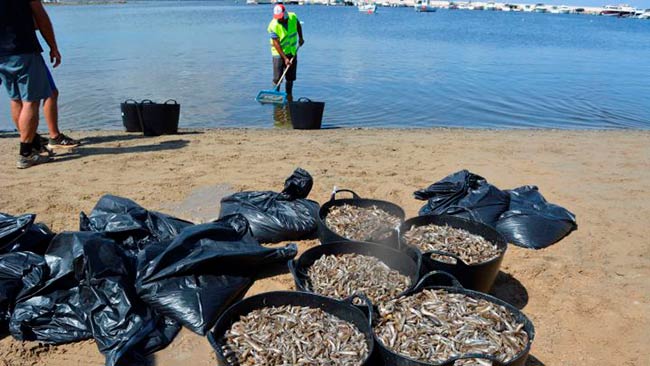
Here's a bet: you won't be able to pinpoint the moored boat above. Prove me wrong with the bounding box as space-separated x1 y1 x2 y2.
358 2 377 13
600 4 636 17
415 0 436 12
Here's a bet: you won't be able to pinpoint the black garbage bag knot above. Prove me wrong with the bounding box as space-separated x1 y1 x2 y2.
219 168 320 243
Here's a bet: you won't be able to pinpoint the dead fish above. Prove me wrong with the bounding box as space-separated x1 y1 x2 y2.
403 224 502 265
374 289 528 365
326 204 401 242
307 253 411 304
222 305 369 366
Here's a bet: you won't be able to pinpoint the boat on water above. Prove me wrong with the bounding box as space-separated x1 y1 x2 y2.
559 5 571 13
485 2 498 11
415 0 436 12
448 1 459 9
534 3 548 12
637 9 650 18
358 2 377 13
600 4 637 17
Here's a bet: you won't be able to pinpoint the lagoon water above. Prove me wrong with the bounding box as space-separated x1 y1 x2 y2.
1 1 649 130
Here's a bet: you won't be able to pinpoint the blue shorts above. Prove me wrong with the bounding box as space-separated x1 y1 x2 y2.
0 53 53 101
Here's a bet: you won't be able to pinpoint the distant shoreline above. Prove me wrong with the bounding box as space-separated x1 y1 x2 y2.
44 0 126 5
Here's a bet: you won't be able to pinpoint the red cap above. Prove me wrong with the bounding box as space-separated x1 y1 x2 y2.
273 4 286 19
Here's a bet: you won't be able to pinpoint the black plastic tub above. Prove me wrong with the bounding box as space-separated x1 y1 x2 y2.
318 189 405 248
141 99 180 136
207 291 376 366
399 215 507 293
288 241 422 305
120 99 142 132
289 97 324 129
374 271 535 366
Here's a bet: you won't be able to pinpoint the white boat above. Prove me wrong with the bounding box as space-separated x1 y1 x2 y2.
600 4 636 17
637 9 650 18
485 2 497 10
559 5 571 13
415 0 436 12
522 4 534 11
457 2 470 9
534 3 548 12
358 2 377 13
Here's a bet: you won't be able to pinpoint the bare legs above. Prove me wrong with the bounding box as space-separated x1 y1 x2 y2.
11 99 40 144
11 89 60 140
43 89 60 139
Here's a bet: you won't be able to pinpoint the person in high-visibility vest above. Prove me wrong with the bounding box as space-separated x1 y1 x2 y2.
268 4 304 98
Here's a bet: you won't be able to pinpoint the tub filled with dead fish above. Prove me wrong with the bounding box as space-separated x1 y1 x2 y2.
373 272 534 366
400 215 507 292
289 241 421 305
208 291 375 366
318 189 405 247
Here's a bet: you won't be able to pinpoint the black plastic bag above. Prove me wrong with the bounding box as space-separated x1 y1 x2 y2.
219 168 320 243
0 213 54 255
136 214 298 335
496 186 577 249
80 194 193 257
0 252 47 333
10 232 179 366
415 170 510 226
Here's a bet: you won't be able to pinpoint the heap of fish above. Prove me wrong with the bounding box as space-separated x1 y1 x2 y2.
403 224 502 265
374 289 529 365
307 253 411 303
222 305 369 366
326 204 401 242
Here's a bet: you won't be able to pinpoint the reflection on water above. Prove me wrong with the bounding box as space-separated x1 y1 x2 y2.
273 102 293 129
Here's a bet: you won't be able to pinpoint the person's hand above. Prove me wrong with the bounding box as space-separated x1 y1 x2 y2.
283 56 291 67
50 48 61 68
299 38 304 47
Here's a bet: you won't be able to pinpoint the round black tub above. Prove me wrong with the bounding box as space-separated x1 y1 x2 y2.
208 291 376 366
399 215 507 293
374 271 535 366
318 189 405 247
288 241 422 305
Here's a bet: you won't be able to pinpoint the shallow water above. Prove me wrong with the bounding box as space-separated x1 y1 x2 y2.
1 1 649 130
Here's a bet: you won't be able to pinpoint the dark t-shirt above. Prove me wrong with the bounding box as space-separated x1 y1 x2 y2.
0 0 43 56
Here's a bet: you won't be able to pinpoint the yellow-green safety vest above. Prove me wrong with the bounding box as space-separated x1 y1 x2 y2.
268 12 298 57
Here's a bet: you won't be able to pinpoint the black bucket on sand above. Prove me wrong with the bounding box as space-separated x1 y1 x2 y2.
318 189 405 248
288 241 422 303
120 99 142 132
289 97 324 129
399 215 507 293
141 99 180 136
207 291 376 366
374 271 535 366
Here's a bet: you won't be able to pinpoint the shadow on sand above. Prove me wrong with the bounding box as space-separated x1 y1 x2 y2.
490 271 529 309
48 139 190 164
526 354 546 366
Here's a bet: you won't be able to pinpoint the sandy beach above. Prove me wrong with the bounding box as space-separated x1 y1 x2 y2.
0 128 649 366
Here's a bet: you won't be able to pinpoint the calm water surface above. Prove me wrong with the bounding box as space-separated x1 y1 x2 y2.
1 1 649 130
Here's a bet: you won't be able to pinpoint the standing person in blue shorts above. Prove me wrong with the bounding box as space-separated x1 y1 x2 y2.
0 0 61 168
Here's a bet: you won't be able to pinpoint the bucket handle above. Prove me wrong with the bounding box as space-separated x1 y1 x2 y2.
445 205 481 223
412 270 464 292
297 97 312 103
330 188 361 202
140 99 154 104
344 293 374 327
450 354 505 366
425 249 466 267
123 99 139 104
286 259 309 291
164 99 178 105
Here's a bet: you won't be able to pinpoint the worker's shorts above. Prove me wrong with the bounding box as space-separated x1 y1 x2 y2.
272 55 297 84
0 53 53 101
